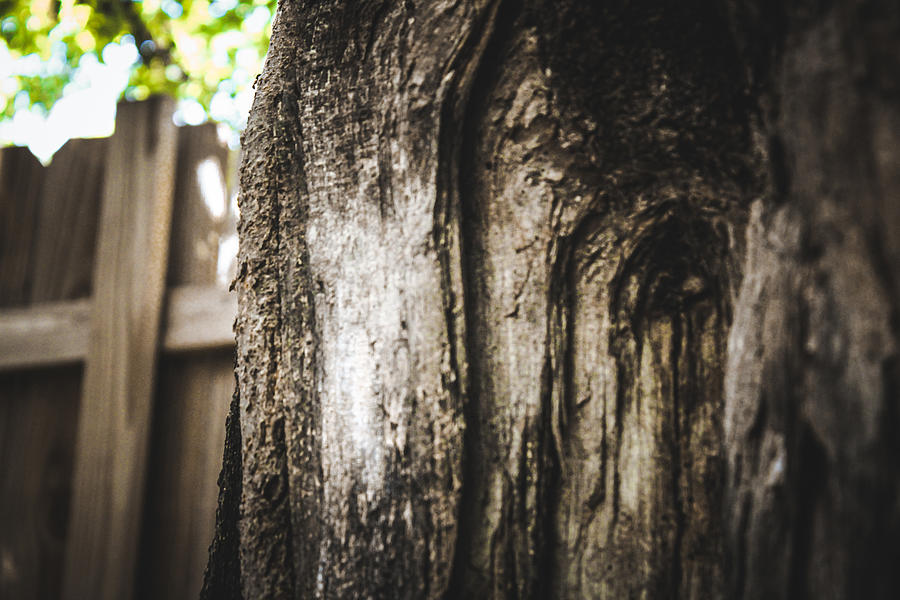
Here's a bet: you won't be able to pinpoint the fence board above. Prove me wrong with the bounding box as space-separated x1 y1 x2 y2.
0 138 106 600
0 101 236 600
0 300 91 370
0 286 236 371
162 285 236 352
0 368 81 600
62 98 179 600
0 141 106 307
29 140 107 302
137 352 232 600
137 121 234 600
0 148 44 306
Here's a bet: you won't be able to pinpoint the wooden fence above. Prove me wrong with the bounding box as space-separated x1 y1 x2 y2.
0 97 237 600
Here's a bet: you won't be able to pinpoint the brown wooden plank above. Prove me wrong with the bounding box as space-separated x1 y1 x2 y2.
137 121 235 600
0 367 81 600
166 122 232 287
0 286 236 371
0 299 91 370
0 140 107 309
0 138 108 600
0 147 46 307
162 285 237 352
137 352 232 600
62 97 179 600
28 138 107 303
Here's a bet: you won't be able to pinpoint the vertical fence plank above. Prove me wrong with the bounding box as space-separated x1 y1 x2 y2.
137 122 234 600
29 138 107 303
0 149 45 306
0 368 81 600
0 138 107 600
62 98 178 600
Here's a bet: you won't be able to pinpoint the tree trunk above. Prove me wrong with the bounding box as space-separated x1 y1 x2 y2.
202 1 900 598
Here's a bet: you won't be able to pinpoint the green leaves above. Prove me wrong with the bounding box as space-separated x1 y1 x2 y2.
1 0 273 133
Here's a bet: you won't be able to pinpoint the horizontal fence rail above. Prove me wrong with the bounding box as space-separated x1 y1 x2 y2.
0 285 236 371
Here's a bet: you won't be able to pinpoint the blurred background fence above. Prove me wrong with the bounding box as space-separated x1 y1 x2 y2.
0 97 237 600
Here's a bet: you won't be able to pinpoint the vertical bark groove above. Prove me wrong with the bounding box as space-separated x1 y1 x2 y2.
724 2 900 597
203 1 900 598
200 384 243 600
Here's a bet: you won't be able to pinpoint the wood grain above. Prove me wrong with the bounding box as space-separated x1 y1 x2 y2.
0 148 44 307
0 367 81 600
161 285 236 353
0 141 106 308
137 351 232 600
0 299 91 370
62 97 179 600
0 286 236 371
28 139 107 303
0 138 106 600
0 104 236 600
136 121 234 600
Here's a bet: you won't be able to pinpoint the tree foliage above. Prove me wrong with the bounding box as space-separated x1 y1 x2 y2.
0 0 273 129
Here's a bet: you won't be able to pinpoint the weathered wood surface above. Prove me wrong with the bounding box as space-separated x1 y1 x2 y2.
0 299 91 371
1 102 236 600
166 120 235 287
0 141 105 307
216 0 758 597
206 0 900 598
0 139 105 600
137 121 233 600
0 367 81 600
0 286 236 371
137 352 232 600
161 285 237 352
62 97 179 600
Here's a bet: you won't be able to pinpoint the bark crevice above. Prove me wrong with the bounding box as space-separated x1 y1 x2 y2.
203 1 900 598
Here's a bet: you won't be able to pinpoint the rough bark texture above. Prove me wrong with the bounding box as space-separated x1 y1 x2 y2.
203 0 900 598
723 1 900 598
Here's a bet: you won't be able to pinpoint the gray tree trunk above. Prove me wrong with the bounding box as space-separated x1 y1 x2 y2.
202 1 900 598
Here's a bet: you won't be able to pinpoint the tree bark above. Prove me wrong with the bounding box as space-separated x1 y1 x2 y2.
723 2 900 597
203 1 900 598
